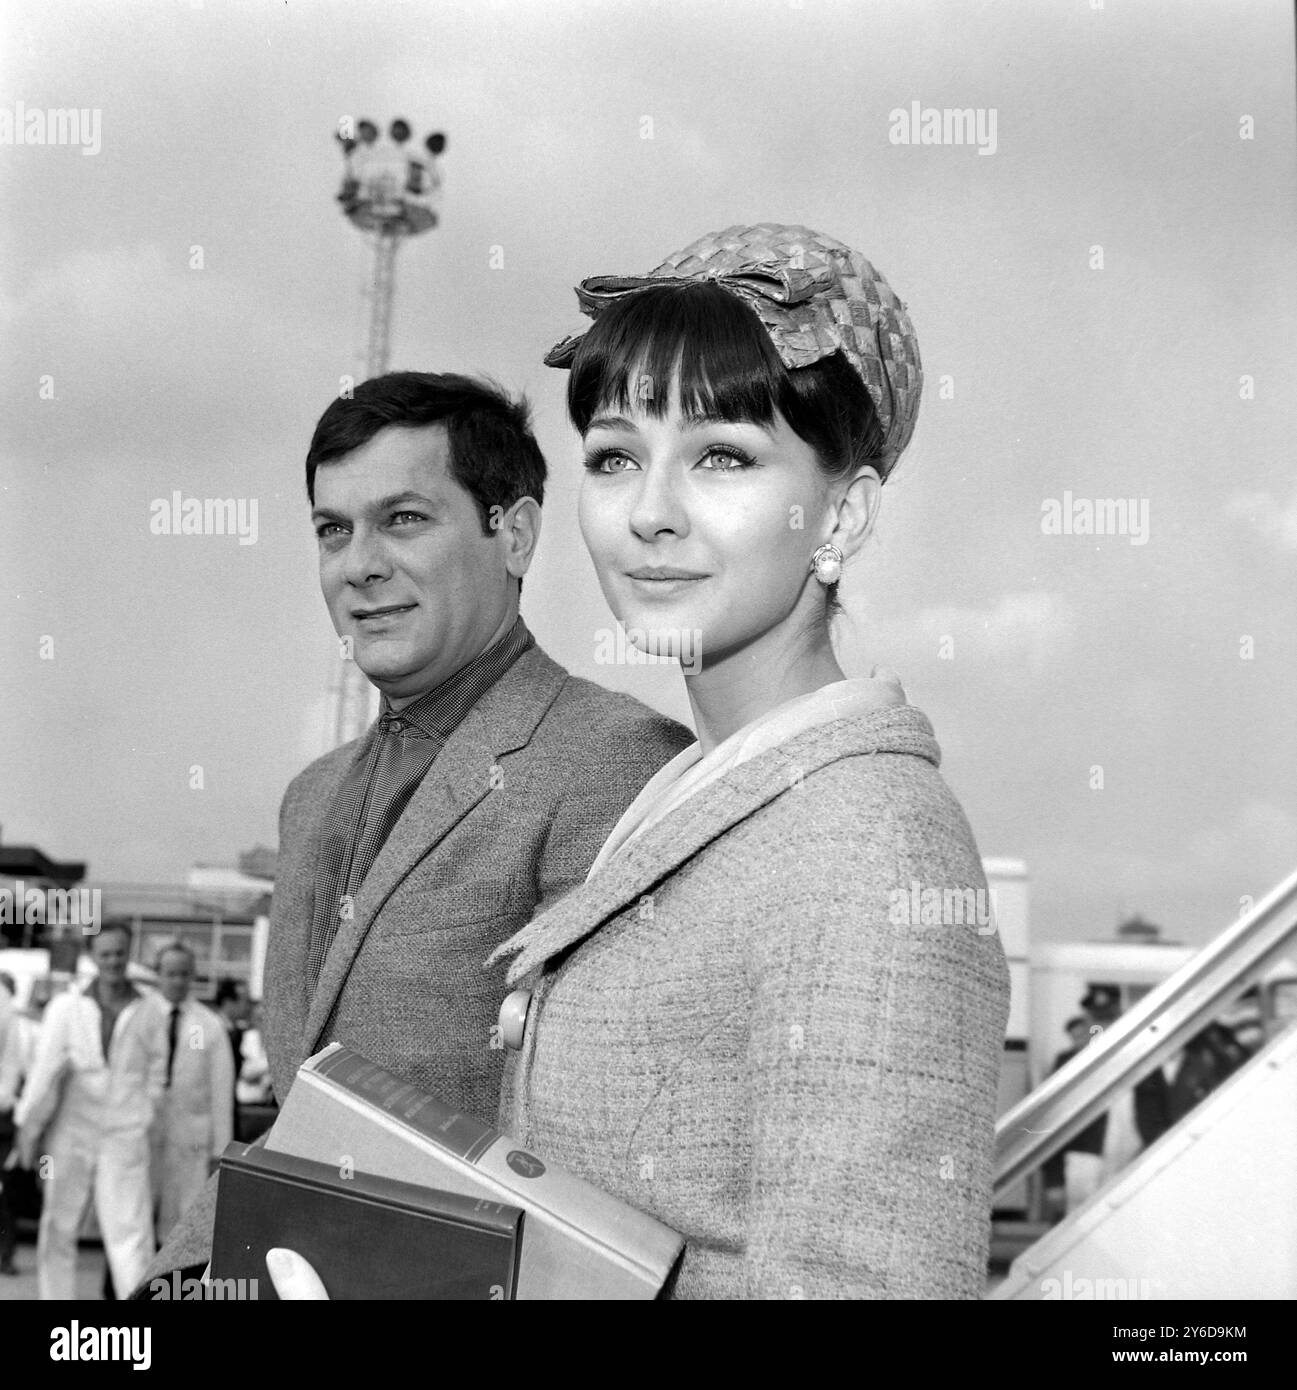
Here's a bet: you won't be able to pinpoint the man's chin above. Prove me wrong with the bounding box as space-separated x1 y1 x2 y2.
351 643 415 686
354 657 427 699
356 657 406 682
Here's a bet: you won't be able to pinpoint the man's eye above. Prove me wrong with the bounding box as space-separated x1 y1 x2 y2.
315 523 345 539
390 511 427 525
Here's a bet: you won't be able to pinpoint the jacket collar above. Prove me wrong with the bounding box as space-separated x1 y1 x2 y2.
80 979 141 1005
489 703 939 986
303 643 571 1052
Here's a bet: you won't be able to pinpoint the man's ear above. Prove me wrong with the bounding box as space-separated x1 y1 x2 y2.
501 497 542 580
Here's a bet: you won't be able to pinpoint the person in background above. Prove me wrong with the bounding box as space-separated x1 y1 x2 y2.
1168 1020 1251 1123
0 971 25 1275
213 978 251 1075
234 1002 274 1108
14 923 166 1299
213 978 250 1136
1225 985 1267 1056
1044 986 1170 1218
1082 985 1171 1171
148 944 235 1244
1 976 42 1277
1053 1015 1095 1069
1041 1015 1102 1219
0 970 15 1054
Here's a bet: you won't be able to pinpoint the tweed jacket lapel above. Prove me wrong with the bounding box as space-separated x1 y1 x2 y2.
271 747 358 1090
304 645 570 1051
491 704 940 986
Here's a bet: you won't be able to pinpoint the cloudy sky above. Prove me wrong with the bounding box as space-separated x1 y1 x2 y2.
2 0 1294 946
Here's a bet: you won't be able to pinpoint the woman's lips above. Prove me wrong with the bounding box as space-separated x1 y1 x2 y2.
624 575 708 597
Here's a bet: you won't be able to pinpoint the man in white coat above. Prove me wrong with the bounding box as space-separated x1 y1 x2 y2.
148 943 234 1242
15 922 166 1300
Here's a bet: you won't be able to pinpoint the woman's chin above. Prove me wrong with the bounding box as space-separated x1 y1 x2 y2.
603 584 754 669
611 612 705 662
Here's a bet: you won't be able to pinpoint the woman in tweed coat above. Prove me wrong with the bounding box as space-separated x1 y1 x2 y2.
486 226 1010 1300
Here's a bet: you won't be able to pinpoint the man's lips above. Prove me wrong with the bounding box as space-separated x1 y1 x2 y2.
352 604 417 620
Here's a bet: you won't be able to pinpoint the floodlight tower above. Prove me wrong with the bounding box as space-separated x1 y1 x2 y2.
329 117 447 748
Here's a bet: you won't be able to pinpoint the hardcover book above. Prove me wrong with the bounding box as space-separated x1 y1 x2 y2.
264 1043 684 1299
210 1142 523 1300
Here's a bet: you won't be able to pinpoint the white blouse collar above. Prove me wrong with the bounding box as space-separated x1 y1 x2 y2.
587 668 907 878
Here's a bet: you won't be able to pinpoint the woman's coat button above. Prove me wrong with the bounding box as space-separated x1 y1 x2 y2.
499 989 532 1051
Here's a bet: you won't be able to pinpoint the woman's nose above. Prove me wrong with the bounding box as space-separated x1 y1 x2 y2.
627 462 689 541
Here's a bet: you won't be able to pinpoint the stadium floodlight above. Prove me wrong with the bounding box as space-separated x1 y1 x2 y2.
327 117 448 747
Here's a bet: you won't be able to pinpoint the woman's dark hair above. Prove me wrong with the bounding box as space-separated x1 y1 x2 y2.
566 282 887 616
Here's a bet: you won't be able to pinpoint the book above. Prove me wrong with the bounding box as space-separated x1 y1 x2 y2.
209 1142 523 1300
264 1044 684 1299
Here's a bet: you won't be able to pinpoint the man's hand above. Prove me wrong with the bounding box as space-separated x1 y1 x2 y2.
266 1248 330 1300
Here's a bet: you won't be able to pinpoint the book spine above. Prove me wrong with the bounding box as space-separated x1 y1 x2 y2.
312 1046 497 1162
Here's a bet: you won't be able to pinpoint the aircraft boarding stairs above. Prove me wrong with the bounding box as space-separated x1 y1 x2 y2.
989 868 1297 1300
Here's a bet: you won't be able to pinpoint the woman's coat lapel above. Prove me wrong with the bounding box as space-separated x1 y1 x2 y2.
490 707 935 985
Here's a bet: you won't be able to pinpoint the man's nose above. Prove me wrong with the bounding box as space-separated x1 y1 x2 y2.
342 525 393 587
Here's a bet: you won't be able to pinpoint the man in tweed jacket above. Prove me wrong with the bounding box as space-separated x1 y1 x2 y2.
136 373 690 1289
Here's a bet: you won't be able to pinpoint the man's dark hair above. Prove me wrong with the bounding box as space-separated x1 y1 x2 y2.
93 920 133 946
305 372 547 536
214 977 245 1008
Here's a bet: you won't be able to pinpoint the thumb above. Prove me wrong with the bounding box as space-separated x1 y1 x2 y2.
266 1247 330 1300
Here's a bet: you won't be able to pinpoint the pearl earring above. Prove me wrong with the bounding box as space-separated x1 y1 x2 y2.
811 543 843 586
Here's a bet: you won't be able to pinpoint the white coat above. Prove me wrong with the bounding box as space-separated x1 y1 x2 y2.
0 1011 37 1114
148 995 234 1242
16 983 166 1300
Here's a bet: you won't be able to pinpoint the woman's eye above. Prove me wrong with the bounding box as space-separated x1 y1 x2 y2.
698 447 756 471
583 449 637 474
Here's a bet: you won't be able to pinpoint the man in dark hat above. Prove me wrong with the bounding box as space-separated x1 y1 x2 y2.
1043 984 1170 1219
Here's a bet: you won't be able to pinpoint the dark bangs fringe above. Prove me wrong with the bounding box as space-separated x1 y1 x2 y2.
565 281 888 480
567 281 787 433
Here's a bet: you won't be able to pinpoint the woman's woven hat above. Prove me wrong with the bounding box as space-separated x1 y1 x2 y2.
544 223 923 470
